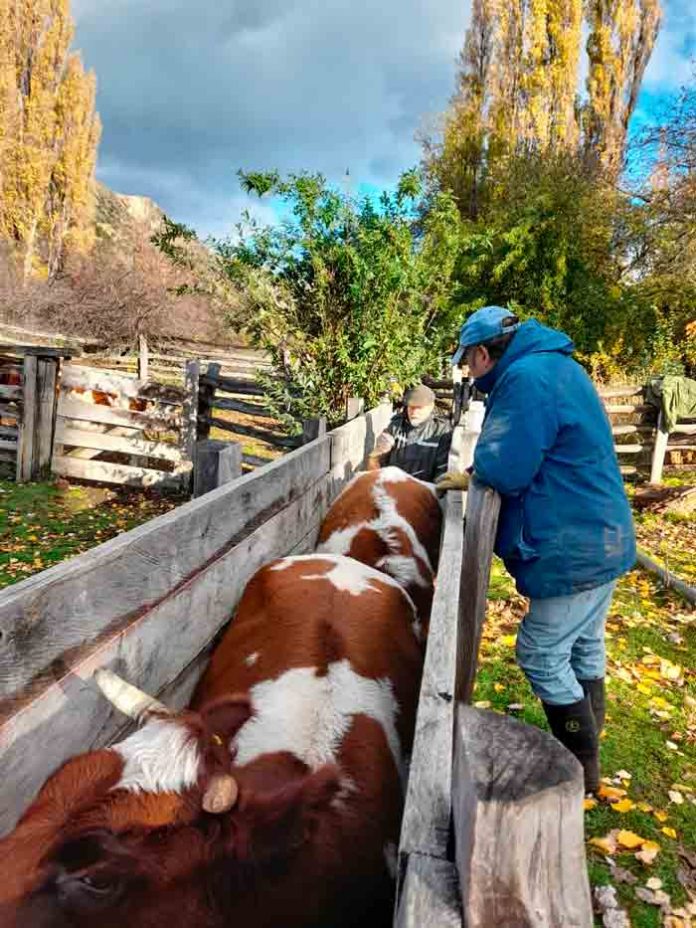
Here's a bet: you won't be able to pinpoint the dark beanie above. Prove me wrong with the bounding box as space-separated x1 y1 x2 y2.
404 384 435 405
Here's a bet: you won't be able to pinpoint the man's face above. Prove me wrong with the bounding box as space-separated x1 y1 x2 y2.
464 344 494 379
407 402 434 427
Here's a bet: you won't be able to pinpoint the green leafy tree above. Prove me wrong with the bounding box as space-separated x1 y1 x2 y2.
216 170 461 426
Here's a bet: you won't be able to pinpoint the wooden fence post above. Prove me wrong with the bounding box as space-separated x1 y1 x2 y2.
302 416 327 445
16 355 37 482
453 705 592 928
650 410 669 484
455 479 501 704
137 335 149 382
345 397 364 421
197 362 220 442
182 360 200 464
193 439 243 497
34 357 59 479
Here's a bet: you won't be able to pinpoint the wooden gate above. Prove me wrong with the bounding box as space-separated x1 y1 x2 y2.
51 362 198 490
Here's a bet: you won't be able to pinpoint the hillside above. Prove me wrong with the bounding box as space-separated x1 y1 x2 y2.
94 182 167 246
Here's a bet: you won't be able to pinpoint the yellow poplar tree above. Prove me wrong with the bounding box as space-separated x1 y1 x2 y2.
428 0 660 210
0 0 100 276
585 0 662 175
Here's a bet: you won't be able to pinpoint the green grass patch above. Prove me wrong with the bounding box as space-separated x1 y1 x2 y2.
475 550 695 926
0 479 181 589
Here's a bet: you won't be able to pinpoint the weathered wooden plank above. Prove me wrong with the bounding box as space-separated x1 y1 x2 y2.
0 404 19 420
0 439 18 451
611 423 654 435
181 360 200 462
0 385 21 400
16 355 37 482
399 489 463 861
193 439 243 497
55 423 182 462
58 395 181 431
35 358 59 478
0 472 333 836
598 385 643 398
395 854 462 928
0 436 331 699
0 426 18 440
302 416 327 445
672 422 696 435
614 443 649 454
650 411 669 484
138 334 149 381
0 344 76 358
455 480 501 704
0 450 17 464
604 403 654 415
328 402 392 492
453 705 592 928
61 362 144 396
202 415 299 448
52 455 184 490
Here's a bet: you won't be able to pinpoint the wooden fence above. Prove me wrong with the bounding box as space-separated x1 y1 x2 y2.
598 385 696 480
395 427 593 927
0 402 392 836
0 346 74 481
50 362 198 490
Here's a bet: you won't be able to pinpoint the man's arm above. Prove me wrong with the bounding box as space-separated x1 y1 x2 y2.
367 428 396 471
474 366 558 495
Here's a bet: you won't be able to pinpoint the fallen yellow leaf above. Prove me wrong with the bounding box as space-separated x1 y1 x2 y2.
590 835 616 854
499 635 516 647
493 683 505 693
584 798 597 811
635 843 660 865
637 683 654 695
636 802 653 812
661 827 677 839
611 799 635 813
598 784 628 802
653 810 669 823
668 790 684 805
617 830 645 849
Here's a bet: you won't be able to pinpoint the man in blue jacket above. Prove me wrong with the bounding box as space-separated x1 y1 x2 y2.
443 306 636 791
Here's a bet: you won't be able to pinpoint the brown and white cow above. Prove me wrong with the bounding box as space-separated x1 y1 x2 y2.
317 466 442 630
0 554 422 928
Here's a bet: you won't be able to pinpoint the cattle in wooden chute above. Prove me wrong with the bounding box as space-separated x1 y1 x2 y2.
317 466 442 630
0 554 423 928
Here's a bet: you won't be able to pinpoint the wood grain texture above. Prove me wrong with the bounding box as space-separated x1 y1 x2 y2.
0 436 331 699
455 480 501 705
58 395 181 431
193 439 243 497
52 456 184 490
453 705 592 928
16 355 37 482
55 423 182 463
398 489 463 861
35 359 59 478
395 854 462 928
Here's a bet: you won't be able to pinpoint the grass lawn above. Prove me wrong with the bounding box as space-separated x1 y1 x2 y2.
0 479 181 589
475 510 695 925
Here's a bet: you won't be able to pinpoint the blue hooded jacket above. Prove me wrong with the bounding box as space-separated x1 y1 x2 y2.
473 320 636 598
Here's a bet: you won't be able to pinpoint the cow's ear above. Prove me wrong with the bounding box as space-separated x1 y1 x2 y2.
200 695 252 744
243 766 341 859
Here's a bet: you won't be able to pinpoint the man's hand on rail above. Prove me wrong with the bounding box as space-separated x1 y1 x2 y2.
434 471 470 495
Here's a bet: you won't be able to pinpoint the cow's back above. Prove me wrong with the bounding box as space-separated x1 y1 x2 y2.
317 468 441 623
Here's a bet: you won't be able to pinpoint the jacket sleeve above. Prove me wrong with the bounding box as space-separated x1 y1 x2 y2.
433 430 453 481
473 366 558 496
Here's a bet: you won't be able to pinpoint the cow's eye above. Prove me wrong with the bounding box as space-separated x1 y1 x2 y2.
78 872 117 894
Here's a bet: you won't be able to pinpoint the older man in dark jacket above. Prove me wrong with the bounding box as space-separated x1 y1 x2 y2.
368 384 452 483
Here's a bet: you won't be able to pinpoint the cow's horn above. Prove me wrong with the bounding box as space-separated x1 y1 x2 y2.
94 669 170 722
202 774 239 814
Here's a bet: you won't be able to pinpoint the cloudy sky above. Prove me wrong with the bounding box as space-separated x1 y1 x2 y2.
72 0 695 239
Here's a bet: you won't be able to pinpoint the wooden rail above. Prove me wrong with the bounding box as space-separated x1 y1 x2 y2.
395 429 592 926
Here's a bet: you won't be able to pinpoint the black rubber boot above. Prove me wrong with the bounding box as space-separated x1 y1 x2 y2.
579 677 606 734
543 696 600 794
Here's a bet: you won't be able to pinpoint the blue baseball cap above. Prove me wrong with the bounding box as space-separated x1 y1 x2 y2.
452 306 520 365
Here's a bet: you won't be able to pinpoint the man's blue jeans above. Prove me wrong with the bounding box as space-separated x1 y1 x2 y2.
515 580 617 705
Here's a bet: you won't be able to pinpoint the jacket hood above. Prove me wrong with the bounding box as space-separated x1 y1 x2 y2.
474 320 575 393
